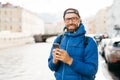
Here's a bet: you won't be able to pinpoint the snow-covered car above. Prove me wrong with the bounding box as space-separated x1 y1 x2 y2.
104 38 120 70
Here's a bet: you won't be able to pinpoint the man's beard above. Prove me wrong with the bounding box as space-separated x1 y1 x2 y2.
66 24 79 32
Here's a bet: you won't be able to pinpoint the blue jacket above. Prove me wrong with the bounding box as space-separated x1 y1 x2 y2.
48 23 98 80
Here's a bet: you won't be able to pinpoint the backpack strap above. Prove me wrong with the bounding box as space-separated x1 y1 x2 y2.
57 34 64 44
84 36 88 48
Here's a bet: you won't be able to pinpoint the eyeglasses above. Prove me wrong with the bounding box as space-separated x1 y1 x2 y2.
64 17 79 22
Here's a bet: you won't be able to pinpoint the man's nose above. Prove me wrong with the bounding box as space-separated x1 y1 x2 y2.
69 19 73 24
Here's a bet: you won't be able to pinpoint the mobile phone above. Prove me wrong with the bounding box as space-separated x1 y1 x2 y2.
53 43 60 48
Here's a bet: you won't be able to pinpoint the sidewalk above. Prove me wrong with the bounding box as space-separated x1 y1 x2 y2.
0 32 35 49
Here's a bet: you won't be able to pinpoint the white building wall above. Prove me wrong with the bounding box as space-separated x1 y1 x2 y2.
106 0 120 37
21 8 44 35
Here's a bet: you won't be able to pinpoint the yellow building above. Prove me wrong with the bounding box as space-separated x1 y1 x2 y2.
0 2 44 35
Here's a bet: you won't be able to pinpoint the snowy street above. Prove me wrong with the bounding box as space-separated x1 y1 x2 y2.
0 43 118 80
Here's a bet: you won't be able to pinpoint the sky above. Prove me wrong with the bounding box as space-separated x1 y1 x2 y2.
0 0 114 19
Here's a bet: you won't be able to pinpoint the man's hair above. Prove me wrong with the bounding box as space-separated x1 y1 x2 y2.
63 8 80 19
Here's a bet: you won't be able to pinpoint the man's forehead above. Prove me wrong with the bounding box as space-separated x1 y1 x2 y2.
65 13 78 18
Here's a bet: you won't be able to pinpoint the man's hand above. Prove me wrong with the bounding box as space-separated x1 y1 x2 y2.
52 48 73 65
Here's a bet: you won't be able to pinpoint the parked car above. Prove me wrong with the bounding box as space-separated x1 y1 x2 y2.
94 34 103 45
104 38 120 70
99 38 111 57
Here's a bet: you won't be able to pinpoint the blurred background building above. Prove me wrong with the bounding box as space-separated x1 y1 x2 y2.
83 0 120 37
0 2 44 49
0 2 44 34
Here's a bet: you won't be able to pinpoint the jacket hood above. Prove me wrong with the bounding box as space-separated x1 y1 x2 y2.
64 23 86 37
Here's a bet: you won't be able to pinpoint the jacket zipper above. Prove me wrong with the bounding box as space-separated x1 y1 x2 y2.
62 38 70 80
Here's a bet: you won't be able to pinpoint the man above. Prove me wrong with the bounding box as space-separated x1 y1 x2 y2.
48 8 98 80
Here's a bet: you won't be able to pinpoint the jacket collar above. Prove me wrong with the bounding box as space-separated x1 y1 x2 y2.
64 23 86 37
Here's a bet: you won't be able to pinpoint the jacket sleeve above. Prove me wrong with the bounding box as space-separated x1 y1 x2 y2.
48 35 61 71
70 37 98 77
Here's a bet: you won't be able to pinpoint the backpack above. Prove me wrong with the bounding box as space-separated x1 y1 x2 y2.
57 34 89 48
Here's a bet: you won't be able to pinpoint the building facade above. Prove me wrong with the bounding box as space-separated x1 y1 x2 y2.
0 2 44 35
